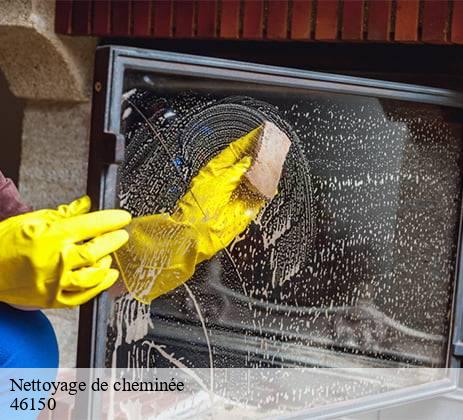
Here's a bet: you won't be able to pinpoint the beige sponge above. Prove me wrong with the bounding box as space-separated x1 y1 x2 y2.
245 121 291 199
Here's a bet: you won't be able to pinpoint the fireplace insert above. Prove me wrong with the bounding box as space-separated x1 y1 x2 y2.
79 46 463 394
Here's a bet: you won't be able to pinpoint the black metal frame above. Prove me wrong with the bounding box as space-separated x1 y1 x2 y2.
78 45 463 371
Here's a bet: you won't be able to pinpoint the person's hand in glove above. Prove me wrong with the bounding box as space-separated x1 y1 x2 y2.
115 126 267 303
0 196 131 309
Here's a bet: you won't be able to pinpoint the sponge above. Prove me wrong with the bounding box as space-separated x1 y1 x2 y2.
245 121 291 199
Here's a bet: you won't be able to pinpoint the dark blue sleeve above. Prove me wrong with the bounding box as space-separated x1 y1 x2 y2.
0 303 59 419
0 303 58 368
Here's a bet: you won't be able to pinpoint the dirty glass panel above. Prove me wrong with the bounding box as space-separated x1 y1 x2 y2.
106 69 463 369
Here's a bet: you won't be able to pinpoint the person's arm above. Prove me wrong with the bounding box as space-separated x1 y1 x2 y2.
0 171 31 221
0 170 132 309
115 126 269 303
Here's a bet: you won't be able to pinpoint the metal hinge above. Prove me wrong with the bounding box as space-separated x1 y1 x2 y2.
95 132 126 165
454 342 463 359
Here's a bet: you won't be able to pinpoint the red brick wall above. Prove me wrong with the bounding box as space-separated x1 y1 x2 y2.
55 0 463 44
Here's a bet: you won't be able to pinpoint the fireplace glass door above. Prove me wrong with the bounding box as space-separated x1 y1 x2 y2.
81 46 463 415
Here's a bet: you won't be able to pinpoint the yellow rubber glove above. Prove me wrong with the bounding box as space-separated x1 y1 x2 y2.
0 196 132 308
115 127 266 303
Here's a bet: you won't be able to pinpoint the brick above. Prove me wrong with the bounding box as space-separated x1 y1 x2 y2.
197 0 217 37
267 0 288 39
367 0 391 41
220 0 240 38
422 0 448 43
395 0 419 42
243 0 264 39
451 0 463 44
291 0 312 40
111 0 131 36
315 0 338 40
342 0 363 41
132 1 152 37
92 0 111 36
72 0 91 35
55 0 73 34
153 0 173 37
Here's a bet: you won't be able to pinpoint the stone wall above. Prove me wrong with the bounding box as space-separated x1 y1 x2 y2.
0 0 96 367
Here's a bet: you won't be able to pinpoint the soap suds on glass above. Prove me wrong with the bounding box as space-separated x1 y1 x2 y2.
108 74 463 393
